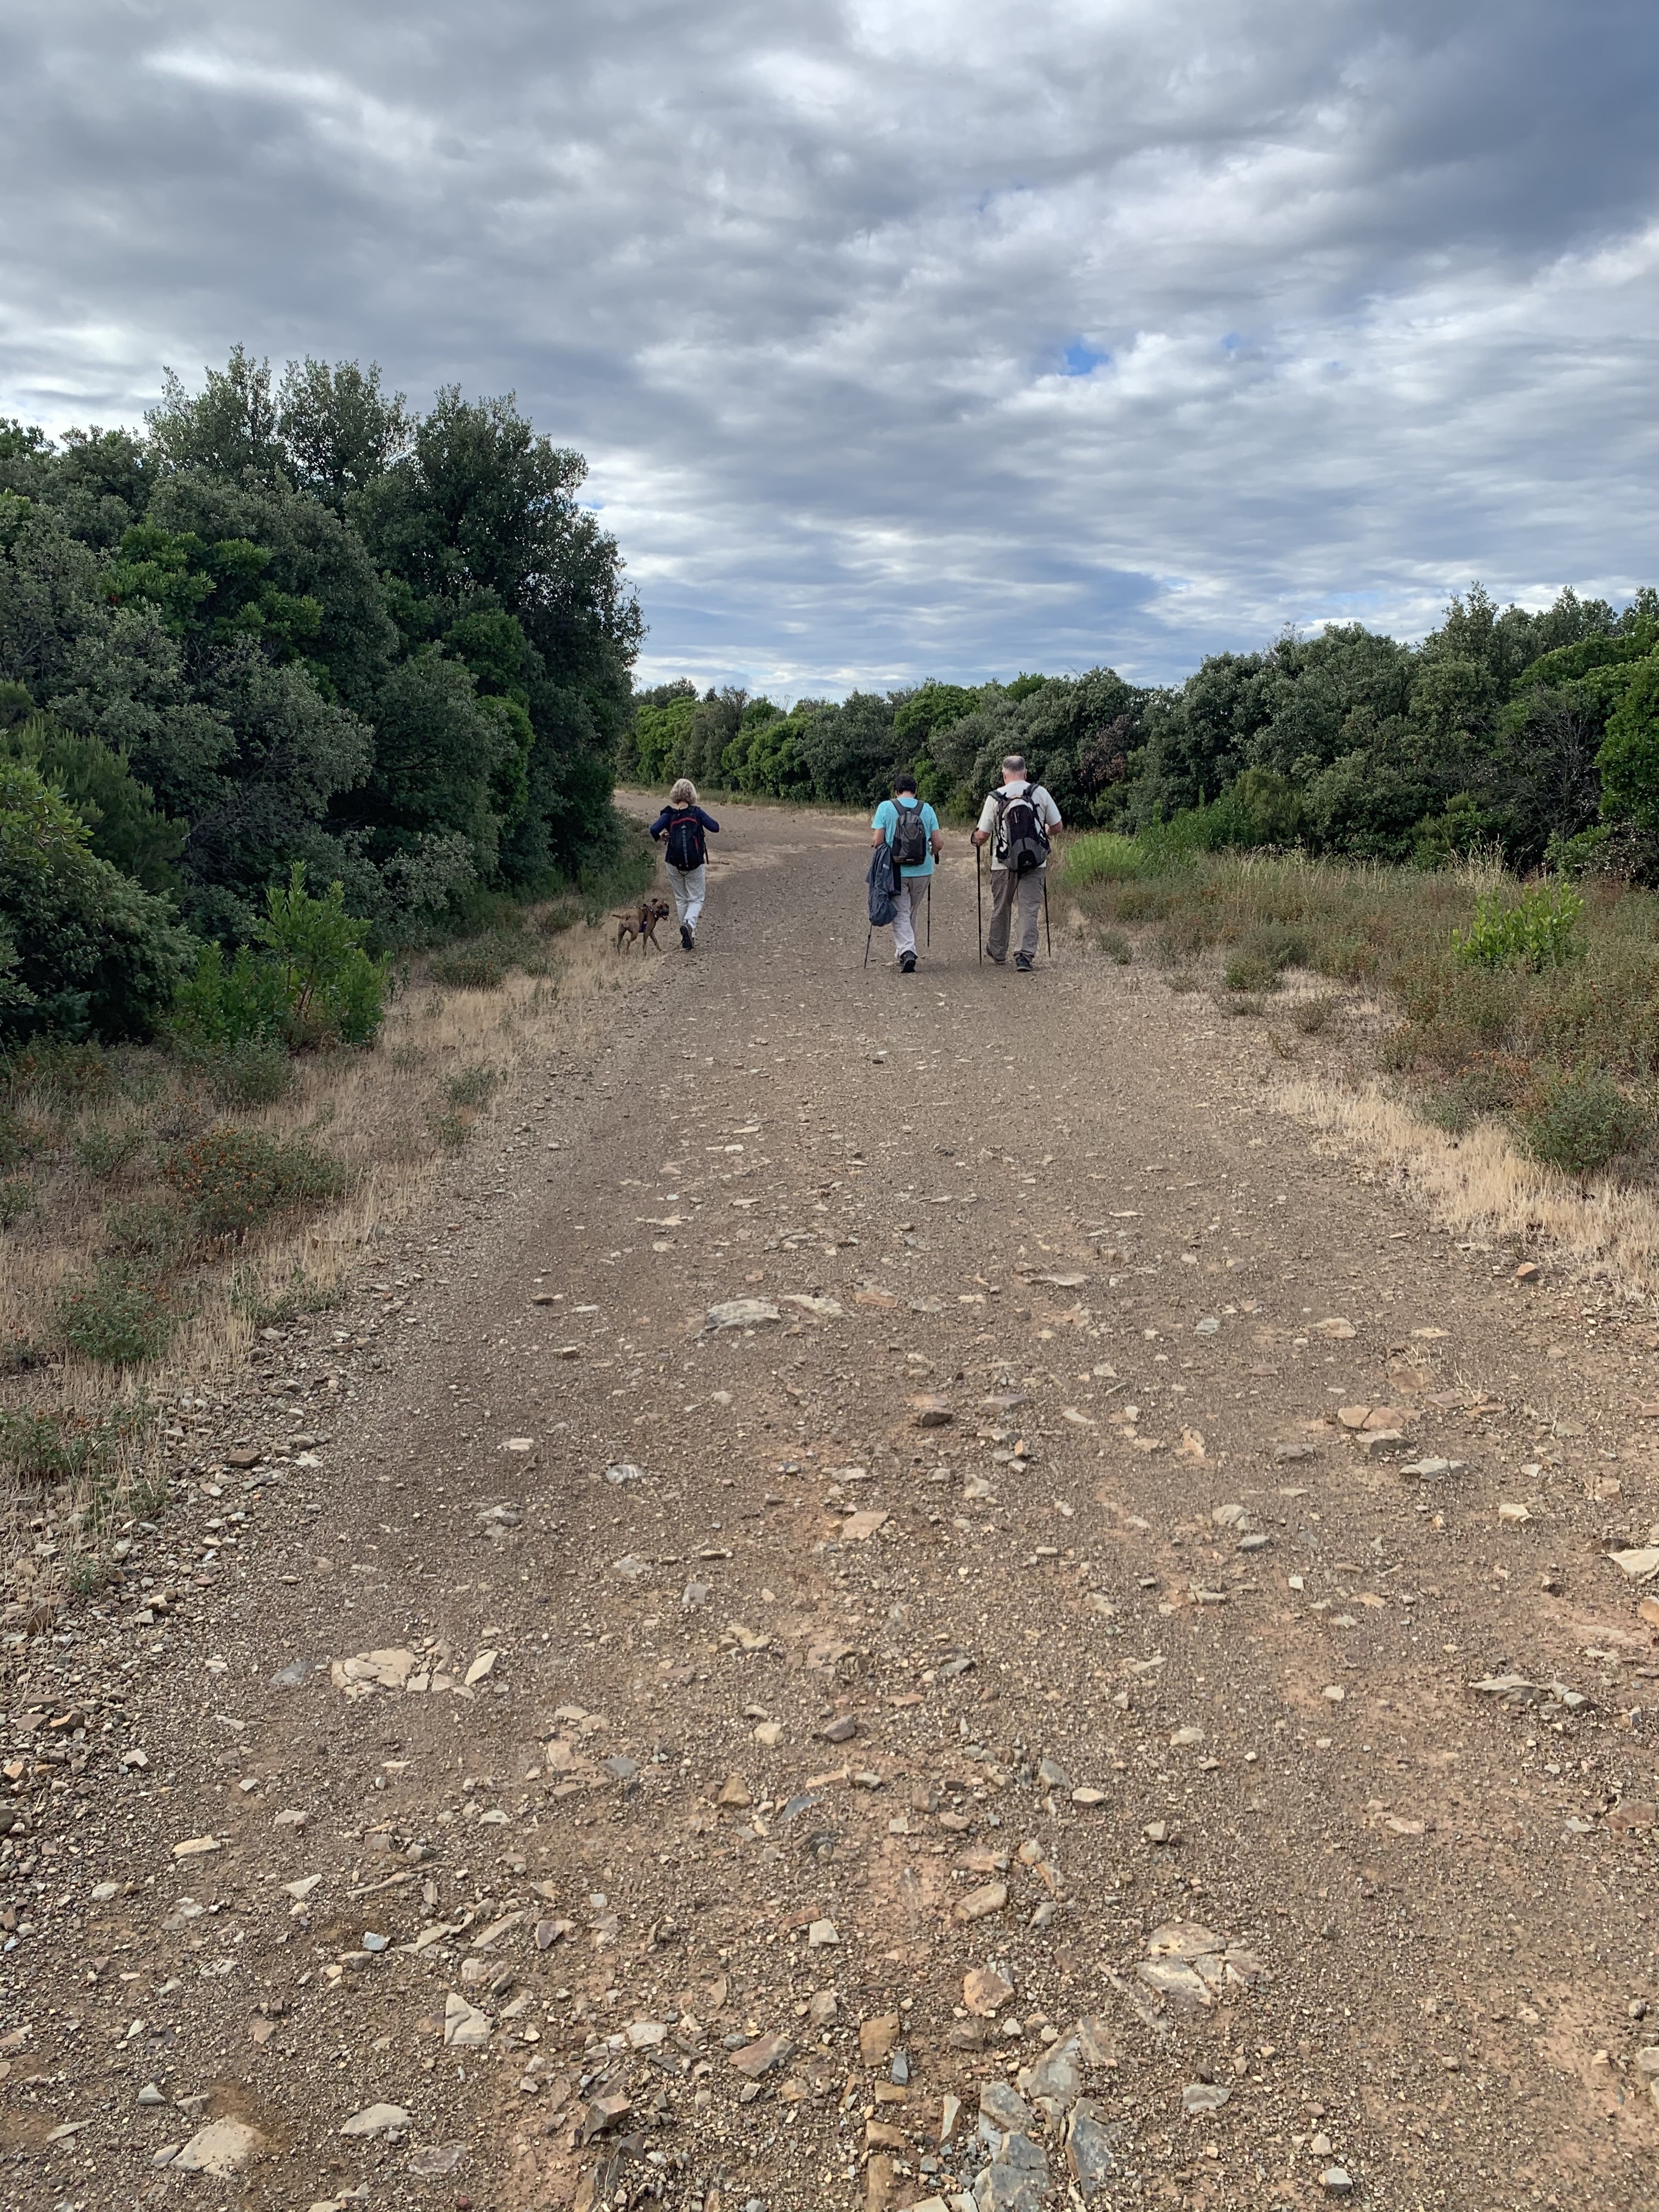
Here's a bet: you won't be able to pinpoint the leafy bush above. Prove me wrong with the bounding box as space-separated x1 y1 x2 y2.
57 1263 174 1364
1223 947 1282 993
235 1264 346 1330
203 1039 294 1106
170 941 288 1048
71 1114 146 1177
430 945 506 989
1065 833 1158 887
445 1063 503 1107
1223 927 1307 993
104 1195 196 1266
161 1124 346 1237
170 864 387 1051
0 1173 36 1226
1290 994 1339 1035
0 1105 48 1170
0 1407 107 1480
1453 883 1583 972
1516 1068 1647 1175
1094 927 1131 964
0 760 191 1044
5 1039 118 1103
254 863 387 1045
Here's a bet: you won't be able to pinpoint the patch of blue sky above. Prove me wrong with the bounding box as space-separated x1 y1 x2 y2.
1060 341 1108 376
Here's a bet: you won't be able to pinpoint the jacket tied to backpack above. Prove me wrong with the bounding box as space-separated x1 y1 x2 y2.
866 840 900 927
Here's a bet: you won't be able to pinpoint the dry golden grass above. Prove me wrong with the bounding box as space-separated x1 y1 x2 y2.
0 913 665 1620
1279 1073 1659 1297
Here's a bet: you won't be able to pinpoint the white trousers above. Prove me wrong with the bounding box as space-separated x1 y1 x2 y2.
665 862 707 932
893 876 928 958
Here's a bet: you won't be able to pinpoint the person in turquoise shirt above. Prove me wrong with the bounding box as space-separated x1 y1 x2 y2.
871 772 943 973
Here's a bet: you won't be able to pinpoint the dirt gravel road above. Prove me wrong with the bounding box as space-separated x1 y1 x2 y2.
7 799 1659 2212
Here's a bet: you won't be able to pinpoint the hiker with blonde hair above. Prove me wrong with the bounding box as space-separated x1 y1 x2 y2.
648 778 721 950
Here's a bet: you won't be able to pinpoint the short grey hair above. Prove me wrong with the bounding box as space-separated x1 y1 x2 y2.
1002 754 1026 776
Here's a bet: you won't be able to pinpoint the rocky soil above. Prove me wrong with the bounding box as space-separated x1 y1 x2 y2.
4 800 1659 2212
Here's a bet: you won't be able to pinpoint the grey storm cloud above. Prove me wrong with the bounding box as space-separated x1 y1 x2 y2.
4 0 1657 690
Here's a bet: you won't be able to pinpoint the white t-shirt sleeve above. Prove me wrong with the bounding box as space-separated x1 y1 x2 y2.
1038 787 1062 827
977 795 1000 836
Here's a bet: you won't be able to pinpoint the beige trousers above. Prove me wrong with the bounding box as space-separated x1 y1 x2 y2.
986 864 1044 961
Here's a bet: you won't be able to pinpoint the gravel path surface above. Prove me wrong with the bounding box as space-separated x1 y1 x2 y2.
6 799 1659 2212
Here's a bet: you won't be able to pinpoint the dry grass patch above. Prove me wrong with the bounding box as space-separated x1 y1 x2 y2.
1279 1075 1659 1297
0 912 662 1628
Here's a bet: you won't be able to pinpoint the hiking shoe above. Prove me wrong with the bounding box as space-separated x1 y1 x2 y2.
1014 952 1034 972
680 923 693 950
899 951 917 973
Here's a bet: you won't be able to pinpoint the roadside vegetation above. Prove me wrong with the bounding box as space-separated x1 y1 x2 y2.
0 890 655 1630
1063 833 1659 1183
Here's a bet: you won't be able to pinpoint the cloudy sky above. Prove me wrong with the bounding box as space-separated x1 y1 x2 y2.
4 2 1656 693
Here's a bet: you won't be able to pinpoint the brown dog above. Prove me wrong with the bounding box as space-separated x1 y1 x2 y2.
614 896 673 952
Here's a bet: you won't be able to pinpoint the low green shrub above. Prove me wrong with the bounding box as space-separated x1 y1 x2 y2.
0 1407 104 1479
235 1265 346 1330
1419 1057 1527 1132
0 1401 146 1479
161 1125 347 1238
1064 833 1159 887
1453 883 1584 972
202 1040 295 1107
1291 994 1339 1035
8 1039 117 1103
0 1173 36 1226
428 1108 472 1149
170 865 387 1051
71 1114 146 1178
430 946 507 990
256 864 387 1046
1094 927 1132 964
0 1107 47 1171
445 1064 503 1108
57 1264 174 1364
171 943 288 1049
104 1195 197 1266
1516 1067 1648 1175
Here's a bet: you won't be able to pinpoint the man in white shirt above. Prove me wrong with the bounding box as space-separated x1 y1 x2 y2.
971 753 1063 969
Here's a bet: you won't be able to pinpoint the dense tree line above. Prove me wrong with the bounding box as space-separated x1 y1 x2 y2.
625 582 1659 874
1 349 639 1042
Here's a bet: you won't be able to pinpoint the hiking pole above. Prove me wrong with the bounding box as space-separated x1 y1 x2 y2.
1043 873 1052 958
863 927 872 970
926 879 932 948
975 845 983 964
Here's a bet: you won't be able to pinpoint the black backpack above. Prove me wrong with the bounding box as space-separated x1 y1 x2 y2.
994 786 1050 876
664 809 706 871
889 799 928 869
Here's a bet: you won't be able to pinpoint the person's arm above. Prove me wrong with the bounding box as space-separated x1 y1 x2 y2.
971 797 996 848
926 806 944 857
698 809 720 833
647 808 669 840
870 801 891 850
